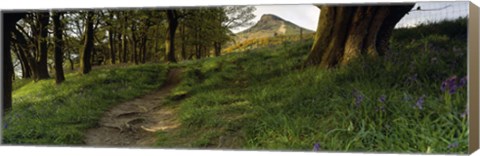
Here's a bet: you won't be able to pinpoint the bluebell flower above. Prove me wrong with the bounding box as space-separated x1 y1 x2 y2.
313 143 321 152
375 106 386 112
378 95 386 103
415 95 426 110
411 73 418 81
354 92 364 108
440 81 447 92
447 141 459 149
449 83 457 95
441 75 465 94
458 76 467 87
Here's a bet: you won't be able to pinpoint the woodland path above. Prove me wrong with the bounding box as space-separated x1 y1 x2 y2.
84 68 182 147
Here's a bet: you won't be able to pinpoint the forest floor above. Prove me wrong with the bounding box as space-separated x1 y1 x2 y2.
84 68 182 147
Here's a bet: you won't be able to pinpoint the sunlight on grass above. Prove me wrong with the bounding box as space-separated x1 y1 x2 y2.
155 18 467 154
3 64 168 144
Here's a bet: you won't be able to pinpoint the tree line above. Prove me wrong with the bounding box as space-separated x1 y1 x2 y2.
3 4 416 117
2 6 256 116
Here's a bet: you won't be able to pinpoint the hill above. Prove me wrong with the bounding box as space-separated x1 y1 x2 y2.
232 14 315 44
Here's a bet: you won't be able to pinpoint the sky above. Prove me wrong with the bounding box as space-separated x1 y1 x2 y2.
231 1 469 33
231 5 320 33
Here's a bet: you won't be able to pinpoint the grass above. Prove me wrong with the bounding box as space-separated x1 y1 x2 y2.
155 18 468 154
3 64 168 144
2 17 468 154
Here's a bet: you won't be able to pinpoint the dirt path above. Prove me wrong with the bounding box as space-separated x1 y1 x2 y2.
84 68 182 147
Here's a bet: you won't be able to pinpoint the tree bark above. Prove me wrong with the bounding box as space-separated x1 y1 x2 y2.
109 30 116 64
12 27 39 80
214 42 222 57
130 24 138 64
36 12 50 80
117 33 123 63
165 10 178 63
3 13 25 115
122 12 128 63
53 12 65 84
80 11 94 74
141 35 147 63
304 4 414 68
108 12 116 65
180 23 187 60
12 41 31 78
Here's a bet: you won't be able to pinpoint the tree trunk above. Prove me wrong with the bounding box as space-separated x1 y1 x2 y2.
12 42 31 78
214 42 221 57
80 11 94 74
3 13 25 115
180 23 187 60
122 13 128 63
117 33 123 63
53 12 65 84
165 10 178 63
122 32 128 63
141 35 147 63
13 26 41 79
108 13 116 65
131 24 138 64
109 29 116 64
36 12 50 80
304 4 414 68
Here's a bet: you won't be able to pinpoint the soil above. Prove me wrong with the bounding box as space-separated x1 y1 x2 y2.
84 68 182 147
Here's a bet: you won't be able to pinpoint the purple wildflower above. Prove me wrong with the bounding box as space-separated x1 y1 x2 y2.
375 106 386 112
458 76 467 87
313 143 321 152
447 141 459 149
441 75 465 94
378 95 386 103
415 95 426 110
355 94 363 107
411 73 418 81
440 81 447 92
3 123 7 129
449 83 458 95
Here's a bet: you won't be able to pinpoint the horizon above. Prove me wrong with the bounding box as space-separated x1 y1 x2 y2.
232 2 468 33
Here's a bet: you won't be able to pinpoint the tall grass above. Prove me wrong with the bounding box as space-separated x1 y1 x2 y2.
3 64 168 144
156 18 467 154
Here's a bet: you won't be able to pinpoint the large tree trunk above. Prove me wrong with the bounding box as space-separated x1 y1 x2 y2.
36 12 50 80
165 10 178 63
3 13 25 116
304 4 414 68
80 11 94 74
53 12 65 84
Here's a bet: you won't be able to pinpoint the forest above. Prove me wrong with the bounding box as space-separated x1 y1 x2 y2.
1 4 469 154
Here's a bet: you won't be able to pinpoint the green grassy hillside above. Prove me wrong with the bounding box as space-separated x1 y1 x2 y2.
2 17 468 154
156 18 468 153
3 64 168 144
